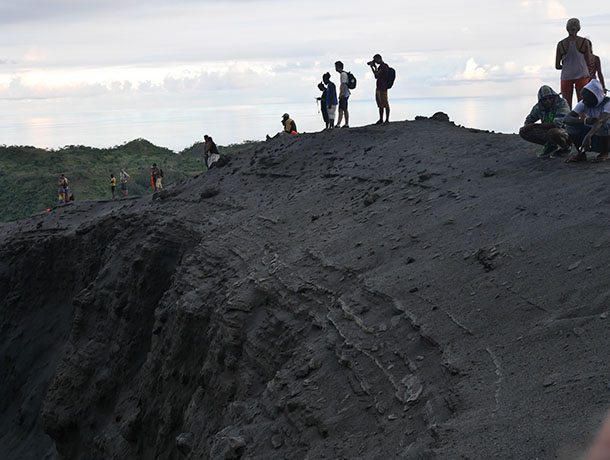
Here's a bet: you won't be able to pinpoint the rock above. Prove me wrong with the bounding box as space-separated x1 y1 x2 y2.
364 192 380 206
483 169 496 177
271 434 283 449
568 261 582 271
601 312 608 319
388 414 398 421
200 187 220 199
176 432 194 454
431 112 450 122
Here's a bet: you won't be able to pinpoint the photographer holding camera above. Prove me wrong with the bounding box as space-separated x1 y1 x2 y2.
368 54 391 124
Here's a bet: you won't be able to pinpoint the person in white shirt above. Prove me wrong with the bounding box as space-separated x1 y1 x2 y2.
564 79 610 162
335 61 350 128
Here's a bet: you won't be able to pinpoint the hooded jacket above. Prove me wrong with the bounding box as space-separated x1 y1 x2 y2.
573 79 609 118
524 86 570 127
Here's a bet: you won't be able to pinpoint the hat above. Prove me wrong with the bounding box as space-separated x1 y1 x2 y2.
282 113 289 119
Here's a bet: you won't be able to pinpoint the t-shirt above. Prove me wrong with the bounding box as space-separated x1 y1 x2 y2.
573 98 610 121
376 63 390 91
340 71 351 98
110 177 117 187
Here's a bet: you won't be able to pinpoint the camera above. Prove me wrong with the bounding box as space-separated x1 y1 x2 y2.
367 60 375 66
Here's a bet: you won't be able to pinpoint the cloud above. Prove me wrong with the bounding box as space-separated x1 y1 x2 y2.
455 58 495 81
546 0 567 20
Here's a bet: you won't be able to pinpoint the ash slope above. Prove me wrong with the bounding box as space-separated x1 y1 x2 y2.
2 119 610 460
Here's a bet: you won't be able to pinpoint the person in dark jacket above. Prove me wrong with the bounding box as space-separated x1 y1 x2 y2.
369 54 391 124
323 72 337 128
316 82 330 129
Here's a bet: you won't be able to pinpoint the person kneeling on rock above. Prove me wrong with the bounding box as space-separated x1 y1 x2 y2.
564 79 610 163
519 85 571 158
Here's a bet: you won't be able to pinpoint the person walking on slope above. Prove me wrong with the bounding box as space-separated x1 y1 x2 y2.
335 61 350 128
316 82 330 129
203 135 221 169
322 72 338 128
110 174 117 200
119 168 130 198
564 79 610 163
556 18 593 109
369 54 391 124
519 85 571 158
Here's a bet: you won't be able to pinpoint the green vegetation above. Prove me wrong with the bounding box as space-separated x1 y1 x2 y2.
0 138 257 222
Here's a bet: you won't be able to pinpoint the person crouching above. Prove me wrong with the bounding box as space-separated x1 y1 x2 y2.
519 85 571 158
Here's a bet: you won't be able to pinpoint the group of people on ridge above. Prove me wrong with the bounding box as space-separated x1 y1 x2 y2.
520 18 608 162
316 54 394 129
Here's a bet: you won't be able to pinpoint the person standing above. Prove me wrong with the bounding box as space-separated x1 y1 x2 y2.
323 72 337 128
368 54 390 124
150 163 160 191
588 43 606 92
335 61 350 128
555 18 592 109
119 168 130 198
58 173 69 205
110 174 117 200
316 82 330 129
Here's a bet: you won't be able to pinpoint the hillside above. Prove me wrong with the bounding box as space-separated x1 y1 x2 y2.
1 118 609 459
0 139 248 222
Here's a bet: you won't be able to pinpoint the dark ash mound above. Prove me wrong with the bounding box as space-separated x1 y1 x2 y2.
1 120 609 459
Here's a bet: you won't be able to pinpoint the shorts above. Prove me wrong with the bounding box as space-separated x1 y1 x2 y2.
327 105 337 120
376 90 389 109
339 96 349 110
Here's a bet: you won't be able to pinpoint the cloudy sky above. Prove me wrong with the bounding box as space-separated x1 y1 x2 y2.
1 0 609 149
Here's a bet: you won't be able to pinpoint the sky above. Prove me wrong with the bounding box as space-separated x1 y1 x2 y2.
1 0 610 150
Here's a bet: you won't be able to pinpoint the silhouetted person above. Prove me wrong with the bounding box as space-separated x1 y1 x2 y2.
119 168 129 197
335 61 350 128
110 174 117 200
369 54 390 124
316 82 330 129
322 72 337 128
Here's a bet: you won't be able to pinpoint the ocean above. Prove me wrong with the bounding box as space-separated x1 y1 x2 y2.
0 95 533 152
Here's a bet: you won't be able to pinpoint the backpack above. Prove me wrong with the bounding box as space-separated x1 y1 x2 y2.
346 71 357 90
386 67 396 89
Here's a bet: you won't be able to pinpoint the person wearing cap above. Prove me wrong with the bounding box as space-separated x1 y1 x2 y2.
519 85 571 158
556 18 593 109
281 113 298 135
564 79 610 162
